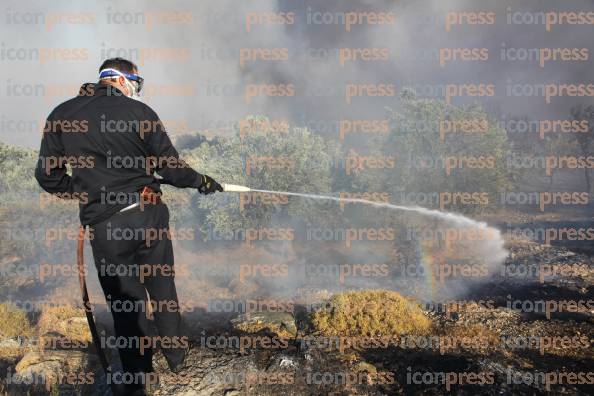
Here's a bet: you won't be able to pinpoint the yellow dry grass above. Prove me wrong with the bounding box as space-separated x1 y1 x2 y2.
311 290 432 337
0 302 32 338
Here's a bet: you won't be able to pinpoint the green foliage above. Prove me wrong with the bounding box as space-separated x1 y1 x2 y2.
177 121 343 235
357 93 514 214
570 104 594 193
0 103 515 295
0 141 39 195
0 142 77 298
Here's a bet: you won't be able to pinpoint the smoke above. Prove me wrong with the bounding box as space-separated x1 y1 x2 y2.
2 0 592 308
239 189 509 302
2 0 593 147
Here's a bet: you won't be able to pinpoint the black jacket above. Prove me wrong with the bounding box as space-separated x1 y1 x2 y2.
35 83 204 226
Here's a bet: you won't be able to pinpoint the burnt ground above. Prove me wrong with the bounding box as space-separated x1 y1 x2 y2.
96 238 592 395
1 220 593 395
143 237 593 396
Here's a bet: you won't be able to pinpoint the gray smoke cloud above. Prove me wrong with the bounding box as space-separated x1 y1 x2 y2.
2 0 593 148
1 0 592 306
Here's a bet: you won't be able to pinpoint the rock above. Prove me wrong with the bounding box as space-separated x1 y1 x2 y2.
10 350 98 393
153 348 259 396
15 350 95 373
278 356 297 368
231 312 297 339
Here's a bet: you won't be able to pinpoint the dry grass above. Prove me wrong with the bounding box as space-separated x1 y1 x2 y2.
0 303 32 359
0 303 32 338
311 290 432 337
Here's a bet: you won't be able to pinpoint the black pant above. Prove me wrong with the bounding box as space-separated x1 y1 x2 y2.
90 202 186 383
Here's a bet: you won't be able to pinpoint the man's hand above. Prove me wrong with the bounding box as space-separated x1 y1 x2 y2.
198 174 223 195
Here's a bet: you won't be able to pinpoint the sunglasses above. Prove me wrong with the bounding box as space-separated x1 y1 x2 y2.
99 69 144 93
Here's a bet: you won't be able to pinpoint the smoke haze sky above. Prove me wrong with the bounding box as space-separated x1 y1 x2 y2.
1 0 593 148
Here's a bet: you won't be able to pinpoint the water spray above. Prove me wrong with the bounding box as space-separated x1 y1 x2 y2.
168 170 507 261
222 183 252 192
221 183 508 265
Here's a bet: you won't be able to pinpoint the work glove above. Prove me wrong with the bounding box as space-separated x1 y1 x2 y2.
197 174 223 195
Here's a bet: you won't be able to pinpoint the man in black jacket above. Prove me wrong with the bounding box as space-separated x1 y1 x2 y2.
35 58 222 395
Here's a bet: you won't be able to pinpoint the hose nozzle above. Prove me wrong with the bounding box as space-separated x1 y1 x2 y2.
222 183 251 192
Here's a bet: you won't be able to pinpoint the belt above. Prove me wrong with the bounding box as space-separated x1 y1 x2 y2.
119 186 162 213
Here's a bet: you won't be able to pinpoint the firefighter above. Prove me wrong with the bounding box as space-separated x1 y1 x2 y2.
35 57 222 395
